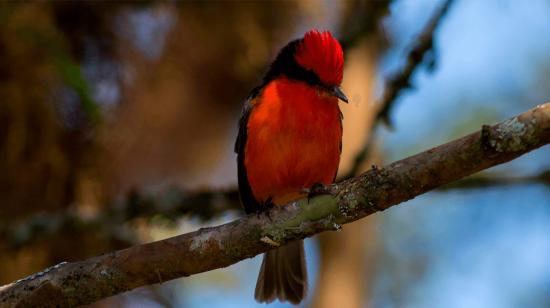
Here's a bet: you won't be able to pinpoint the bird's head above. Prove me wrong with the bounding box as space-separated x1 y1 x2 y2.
264 29 347 103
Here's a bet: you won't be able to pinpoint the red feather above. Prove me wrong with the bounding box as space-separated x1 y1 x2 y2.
294 30 344 86
244 78 342 205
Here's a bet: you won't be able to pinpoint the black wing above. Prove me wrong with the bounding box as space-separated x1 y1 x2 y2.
333 111 343 182
235 87 262 214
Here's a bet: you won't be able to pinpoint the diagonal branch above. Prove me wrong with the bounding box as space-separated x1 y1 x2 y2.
1 102 550 307
343 0 455 179
439 170 550 190
377 0 454 127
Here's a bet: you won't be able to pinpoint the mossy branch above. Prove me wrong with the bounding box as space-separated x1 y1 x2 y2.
1 102 550 307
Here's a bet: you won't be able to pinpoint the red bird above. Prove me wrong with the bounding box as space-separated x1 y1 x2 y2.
235 30 347 304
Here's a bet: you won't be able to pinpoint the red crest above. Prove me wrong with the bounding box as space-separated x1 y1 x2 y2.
294 30 344 86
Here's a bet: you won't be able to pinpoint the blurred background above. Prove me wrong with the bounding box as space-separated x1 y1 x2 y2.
1 0 550 307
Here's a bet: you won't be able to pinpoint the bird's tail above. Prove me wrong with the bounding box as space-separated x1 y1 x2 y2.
254 240 307 304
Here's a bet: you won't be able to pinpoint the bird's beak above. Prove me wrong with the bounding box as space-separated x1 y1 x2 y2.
330 86 348 103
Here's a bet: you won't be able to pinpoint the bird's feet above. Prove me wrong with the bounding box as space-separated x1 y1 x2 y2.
256 197 275 221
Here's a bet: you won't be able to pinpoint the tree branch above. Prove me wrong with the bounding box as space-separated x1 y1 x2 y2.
1 188 241 249
343 0 455 179
2 102 550 307
377 0 454 126
439 170 550 190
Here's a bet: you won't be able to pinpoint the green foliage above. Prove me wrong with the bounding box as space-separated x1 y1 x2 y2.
55 53 101 125
16 23 101 126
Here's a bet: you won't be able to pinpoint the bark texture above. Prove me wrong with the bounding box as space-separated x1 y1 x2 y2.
1 102 549 307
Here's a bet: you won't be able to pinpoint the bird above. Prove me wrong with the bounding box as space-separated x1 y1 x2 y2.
235 29 347 304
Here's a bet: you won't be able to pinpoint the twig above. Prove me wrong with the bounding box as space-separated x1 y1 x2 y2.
377 0 454 126
2 102 549 307
439 170 550 190
343 0 455 179
338 1 391 51
1 188 241 249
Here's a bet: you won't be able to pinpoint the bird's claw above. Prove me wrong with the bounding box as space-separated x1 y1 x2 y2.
256 197 275 221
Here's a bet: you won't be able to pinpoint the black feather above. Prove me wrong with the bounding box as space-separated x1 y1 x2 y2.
235 89 262 214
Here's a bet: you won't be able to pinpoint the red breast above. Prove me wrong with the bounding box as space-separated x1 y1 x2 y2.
244 77 342 205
